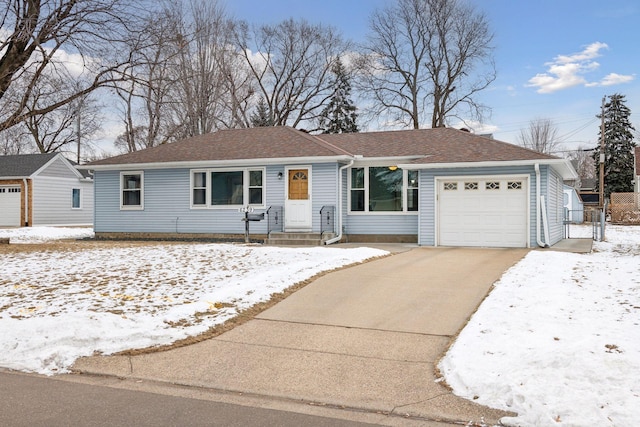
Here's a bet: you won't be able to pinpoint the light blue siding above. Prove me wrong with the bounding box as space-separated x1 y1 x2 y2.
95 163 338 235
344 214 419 235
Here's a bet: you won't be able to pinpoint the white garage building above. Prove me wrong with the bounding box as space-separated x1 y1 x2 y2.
0 153 93 227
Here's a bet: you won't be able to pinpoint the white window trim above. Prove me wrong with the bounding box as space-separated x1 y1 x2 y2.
71 188 82 210
120 171 144 210
348 166 419 215
190 167 266 209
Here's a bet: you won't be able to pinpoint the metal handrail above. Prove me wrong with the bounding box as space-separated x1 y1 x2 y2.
266 206 283 236
320 205 335 235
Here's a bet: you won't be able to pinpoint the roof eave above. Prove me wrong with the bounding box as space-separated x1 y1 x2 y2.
398 158 579 180
80 155 354 171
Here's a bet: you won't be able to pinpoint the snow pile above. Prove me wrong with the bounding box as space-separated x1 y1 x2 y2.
0 226 94 242
439 224 640 426
0 243 387 375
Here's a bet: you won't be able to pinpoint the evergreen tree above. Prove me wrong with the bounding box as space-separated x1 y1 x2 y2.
593 94 637 198
250 97 274 127
319 59 358 134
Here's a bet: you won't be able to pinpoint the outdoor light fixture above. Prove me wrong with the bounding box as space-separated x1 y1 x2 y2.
388 165 398 171
277 171 283 179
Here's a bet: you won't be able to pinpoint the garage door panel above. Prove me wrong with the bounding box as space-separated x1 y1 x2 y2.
0 186 21 227
438 177 527 248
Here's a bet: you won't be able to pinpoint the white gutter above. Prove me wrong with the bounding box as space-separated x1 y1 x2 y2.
535 163 548 248
22 178 29 226
78 155 354 171
398 158 578 180
324 159 355 245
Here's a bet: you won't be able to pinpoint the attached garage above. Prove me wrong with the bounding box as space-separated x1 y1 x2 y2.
0 186 22 227
437 176 529 248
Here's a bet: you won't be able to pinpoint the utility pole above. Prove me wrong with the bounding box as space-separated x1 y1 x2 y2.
599 96 605 208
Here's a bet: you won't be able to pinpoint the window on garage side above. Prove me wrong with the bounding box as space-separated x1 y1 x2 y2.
121 172 143 209
349 167 417 213
72 188 81 209
407 170 419 211
350 168 365 211
369 167 402 211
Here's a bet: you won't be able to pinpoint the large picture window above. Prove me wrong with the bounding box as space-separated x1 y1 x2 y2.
120 172 143 210
349 166 418 213
191 168 264 208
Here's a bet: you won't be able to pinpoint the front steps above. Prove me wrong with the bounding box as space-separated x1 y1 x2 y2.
266 232 337 246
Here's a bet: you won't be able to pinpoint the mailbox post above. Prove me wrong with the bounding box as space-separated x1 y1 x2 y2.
239 206 264 243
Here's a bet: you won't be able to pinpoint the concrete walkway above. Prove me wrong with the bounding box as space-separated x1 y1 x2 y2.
73 247 528 425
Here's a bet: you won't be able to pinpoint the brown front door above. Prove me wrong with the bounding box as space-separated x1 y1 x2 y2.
288 169 309 200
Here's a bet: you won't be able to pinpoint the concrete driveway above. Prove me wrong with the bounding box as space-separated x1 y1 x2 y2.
73 247 527 426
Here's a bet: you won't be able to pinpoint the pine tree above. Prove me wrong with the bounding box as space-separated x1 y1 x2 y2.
319 58 358 134
250 97 274 127
593 94 637 198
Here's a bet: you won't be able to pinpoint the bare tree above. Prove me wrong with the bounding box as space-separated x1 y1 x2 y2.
233 18 348 128
518 117 560 154
18 74 102 155
0 0 142 133
0 125 31 155
567 146 596 189
112 0 252 152
358 0 495 129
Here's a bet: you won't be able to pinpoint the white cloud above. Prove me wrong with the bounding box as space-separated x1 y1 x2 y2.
526 42 633 94
594 72 635 87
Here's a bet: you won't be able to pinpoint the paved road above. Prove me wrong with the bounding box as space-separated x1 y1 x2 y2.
0 371 378 427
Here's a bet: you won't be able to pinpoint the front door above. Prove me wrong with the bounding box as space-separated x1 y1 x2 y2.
285 167 312 231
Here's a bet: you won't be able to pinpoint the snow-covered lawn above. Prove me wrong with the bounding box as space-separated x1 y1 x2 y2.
440 224 640 427
0 227 387 375
0 226 94 243
2 226 638 426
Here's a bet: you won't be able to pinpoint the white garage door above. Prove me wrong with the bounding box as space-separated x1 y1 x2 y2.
438 177 528 248
0 186 21 227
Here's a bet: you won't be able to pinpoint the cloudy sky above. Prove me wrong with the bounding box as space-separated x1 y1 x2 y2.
227 0 639 154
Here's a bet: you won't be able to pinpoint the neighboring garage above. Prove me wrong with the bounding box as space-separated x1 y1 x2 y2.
0 153 93 227
0 186 22 227
437 176 529 248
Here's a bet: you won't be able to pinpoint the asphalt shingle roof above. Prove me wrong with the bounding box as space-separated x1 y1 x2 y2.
323 128 558 163
87 126 559 167
0 153 58 177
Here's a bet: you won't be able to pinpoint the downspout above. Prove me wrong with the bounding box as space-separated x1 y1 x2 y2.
22 178 29 226
534 164 548 247
324 159 355 245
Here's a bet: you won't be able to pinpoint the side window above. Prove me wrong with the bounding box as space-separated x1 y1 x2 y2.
121 172 143 209
72 188 81 209
350 168 365 211
192 171 207 206
248 170 263 205
407 170 419 211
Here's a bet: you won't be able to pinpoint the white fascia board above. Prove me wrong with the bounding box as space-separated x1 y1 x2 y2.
351 156 425 166
0 176 27 180
79 155 354 171
398 158 579 180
